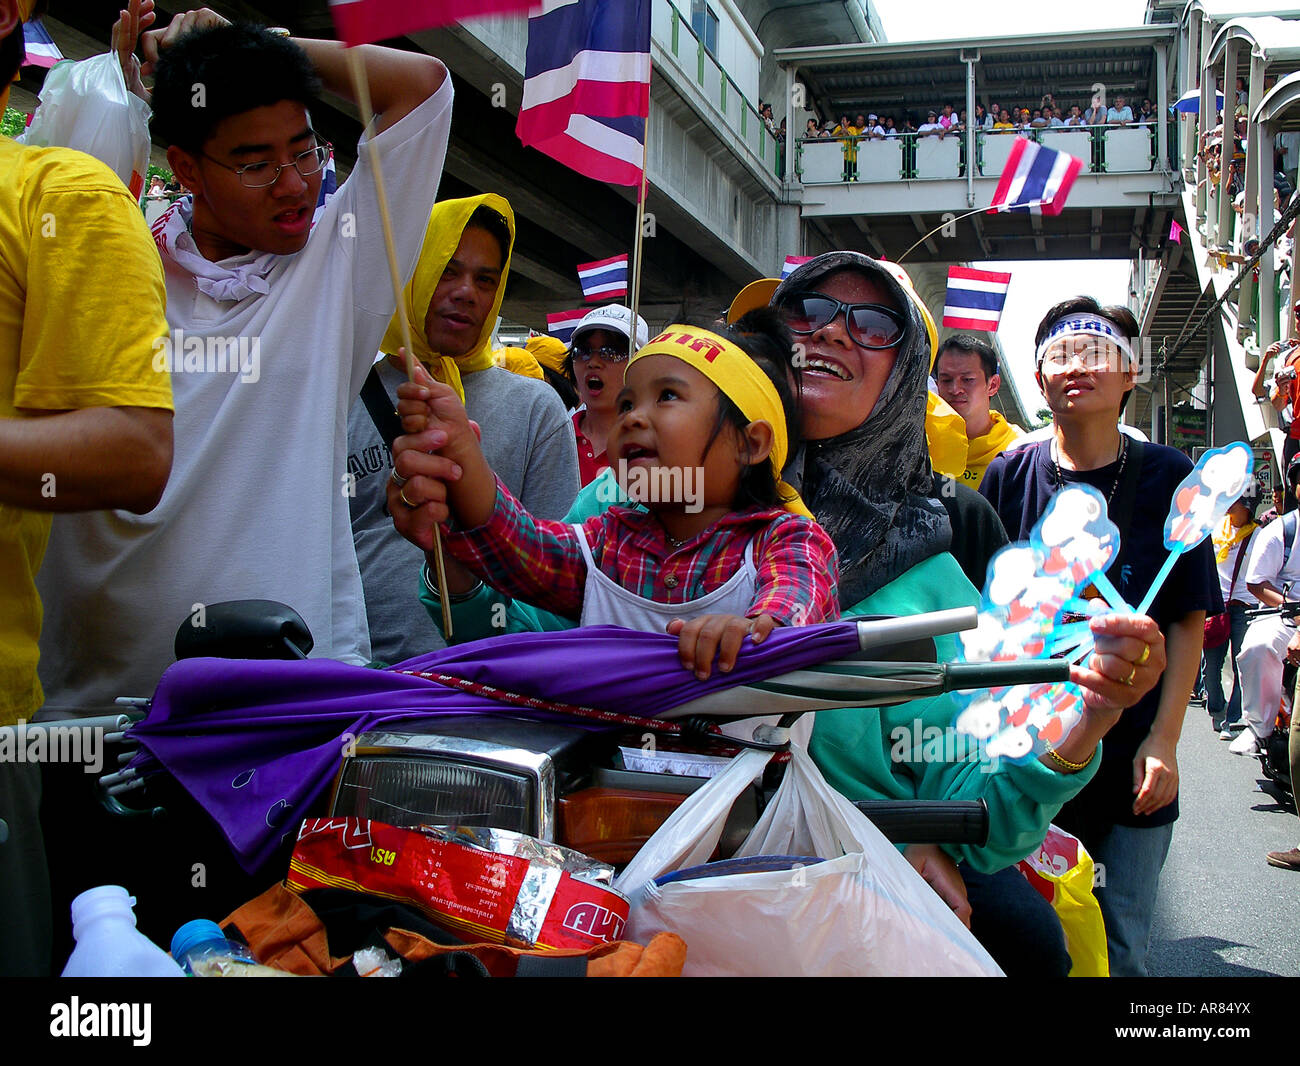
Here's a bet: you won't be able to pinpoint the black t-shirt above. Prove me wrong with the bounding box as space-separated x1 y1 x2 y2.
934 473 1009 590
980 439 1221 833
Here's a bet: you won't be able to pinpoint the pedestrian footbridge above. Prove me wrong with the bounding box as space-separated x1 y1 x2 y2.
773 27 1182 263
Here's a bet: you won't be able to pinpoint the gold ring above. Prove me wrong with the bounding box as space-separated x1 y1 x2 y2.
1137 644 1150 666
1121 665 1136 686
399 485 418 509
389 468 408 489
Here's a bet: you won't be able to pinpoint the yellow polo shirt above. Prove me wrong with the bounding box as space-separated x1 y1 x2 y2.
0 137 172 723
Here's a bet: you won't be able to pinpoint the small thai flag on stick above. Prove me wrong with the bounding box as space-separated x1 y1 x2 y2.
577 254 629 302
780 255 815 279
546 308 588 344
942 266 1012 331
988 138 1083 216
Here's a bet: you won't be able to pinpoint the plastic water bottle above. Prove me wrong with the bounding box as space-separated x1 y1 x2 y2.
61 886 184 977
171 919 287 977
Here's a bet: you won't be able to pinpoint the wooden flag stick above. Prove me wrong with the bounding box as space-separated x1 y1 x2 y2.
346 46 453 638
629 131 651 328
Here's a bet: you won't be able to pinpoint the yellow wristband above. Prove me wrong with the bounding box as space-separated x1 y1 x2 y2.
1044 744 1097 773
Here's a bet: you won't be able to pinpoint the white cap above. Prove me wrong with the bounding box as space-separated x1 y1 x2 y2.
571 304 650 350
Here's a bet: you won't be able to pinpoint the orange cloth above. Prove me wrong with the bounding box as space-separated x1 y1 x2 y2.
222 883 688 978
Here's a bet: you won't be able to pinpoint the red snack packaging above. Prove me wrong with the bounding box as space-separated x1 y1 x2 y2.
285 818 629 951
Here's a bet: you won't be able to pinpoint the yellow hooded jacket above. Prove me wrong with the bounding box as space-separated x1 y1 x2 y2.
961 410 1023 489
381 193 514 402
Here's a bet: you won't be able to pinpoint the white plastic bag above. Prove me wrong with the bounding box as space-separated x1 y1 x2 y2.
20 53 151 200
615 746 1004 977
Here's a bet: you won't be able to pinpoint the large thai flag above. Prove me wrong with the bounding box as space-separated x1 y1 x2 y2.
546 308 588 343
329 0 540 46
577 254 629 301
22 19 63 69
987 138 1083 216
942 266 1012 331
516 0 652 187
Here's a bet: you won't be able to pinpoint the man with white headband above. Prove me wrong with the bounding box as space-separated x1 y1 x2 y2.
980 296 1219 976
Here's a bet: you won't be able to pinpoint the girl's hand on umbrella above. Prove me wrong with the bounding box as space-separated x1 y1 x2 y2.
666 613 777 680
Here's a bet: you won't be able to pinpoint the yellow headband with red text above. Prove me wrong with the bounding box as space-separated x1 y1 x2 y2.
630 325 812 519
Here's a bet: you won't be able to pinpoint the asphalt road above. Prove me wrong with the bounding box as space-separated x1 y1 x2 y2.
1148 699 1299 978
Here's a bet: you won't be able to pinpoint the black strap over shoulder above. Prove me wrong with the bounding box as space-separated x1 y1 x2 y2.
1106 437 1145 538
361 365 403 450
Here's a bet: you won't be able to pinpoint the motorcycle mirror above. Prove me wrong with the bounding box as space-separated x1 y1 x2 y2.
173 600 314 661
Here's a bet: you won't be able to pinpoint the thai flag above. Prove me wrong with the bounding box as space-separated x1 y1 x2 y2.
942 266 1012 331
546 308 588 344
780 255 815 279
22 20 63 69
987 138 1083 216
311 154 339 228
577 254 628 302
516 0 652 187
329 0 540 46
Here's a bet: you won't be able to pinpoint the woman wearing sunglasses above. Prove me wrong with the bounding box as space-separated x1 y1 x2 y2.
771 253 1166 974
565 305 650 486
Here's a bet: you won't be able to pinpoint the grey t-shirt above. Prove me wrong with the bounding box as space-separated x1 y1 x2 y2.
347 359 580 664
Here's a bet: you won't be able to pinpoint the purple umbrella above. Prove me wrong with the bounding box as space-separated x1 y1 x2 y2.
126 622 876 871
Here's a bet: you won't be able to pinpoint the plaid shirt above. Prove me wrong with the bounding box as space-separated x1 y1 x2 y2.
445 477 839 625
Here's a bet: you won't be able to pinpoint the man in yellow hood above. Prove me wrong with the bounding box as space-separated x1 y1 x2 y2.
348 194 580 664
934 333 1023 489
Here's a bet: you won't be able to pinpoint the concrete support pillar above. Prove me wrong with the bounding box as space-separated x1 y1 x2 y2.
784 63 795 185
1216 39 1239 250
1198 16 1215 234
1157 42 1169 170
1179 14 1195 172
1243 53 1266 241
1257 116 1277 354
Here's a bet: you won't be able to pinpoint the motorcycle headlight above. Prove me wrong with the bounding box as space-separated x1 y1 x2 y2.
329 730 556 840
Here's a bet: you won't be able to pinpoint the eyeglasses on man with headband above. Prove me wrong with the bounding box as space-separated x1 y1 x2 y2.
777 292 906 350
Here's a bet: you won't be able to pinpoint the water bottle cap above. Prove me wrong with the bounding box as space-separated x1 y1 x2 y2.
170 919 226 961
70 885 137 931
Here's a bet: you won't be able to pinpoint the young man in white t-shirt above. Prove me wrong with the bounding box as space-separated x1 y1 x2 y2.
36 11 452 711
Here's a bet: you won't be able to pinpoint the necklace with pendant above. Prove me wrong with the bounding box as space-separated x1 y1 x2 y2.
1052 434 1128 505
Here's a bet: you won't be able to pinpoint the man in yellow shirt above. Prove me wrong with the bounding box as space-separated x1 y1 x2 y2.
0 0 173 975
934 334 1022 489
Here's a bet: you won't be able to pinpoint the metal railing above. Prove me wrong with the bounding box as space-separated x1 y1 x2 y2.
652 0 781 178
796 124 1159 184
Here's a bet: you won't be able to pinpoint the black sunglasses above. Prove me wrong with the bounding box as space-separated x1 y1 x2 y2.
779 292 906 350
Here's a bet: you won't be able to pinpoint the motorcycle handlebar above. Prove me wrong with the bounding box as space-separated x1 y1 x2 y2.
855 608 978 651
854 799 989 846
944 659 1071 691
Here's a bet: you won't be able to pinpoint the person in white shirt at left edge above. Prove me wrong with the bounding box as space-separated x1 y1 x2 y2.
36 6 452 712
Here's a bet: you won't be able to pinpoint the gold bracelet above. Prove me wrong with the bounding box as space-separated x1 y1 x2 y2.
1044 744 1097 773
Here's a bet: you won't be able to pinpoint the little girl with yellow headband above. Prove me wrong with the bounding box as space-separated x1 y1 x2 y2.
394 309 840 678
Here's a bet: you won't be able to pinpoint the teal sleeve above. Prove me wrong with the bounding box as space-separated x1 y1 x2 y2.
416 469 630 641
808 551 1099 873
